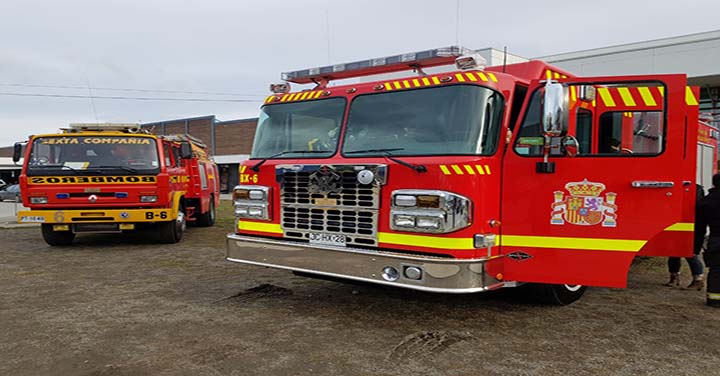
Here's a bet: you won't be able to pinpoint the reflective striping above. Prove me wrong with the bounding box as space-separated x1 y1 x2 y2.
384 82 393 90
402 80 411 88
487 72 498 83
240 165 247 173
658 86 665 96
500 235 646 252
466 72 478 82
265 95 275 103
432 77 441 85
597 87 616 107
617 87 636 106
438 164 492 175
412 79 421 87
546 70 553 80
287 93 298 101
686 87 699 106
238 221 283 234
280 94 289 102
422 77 431 86
379 232 475 250
475 165 485 175
439 165 452 175
455 73 466 82
393 82 402 89
463 165 475 175
637 87 657 106
299 91 310 100
477 72 488 82
664 222 694 232
708 293 720 300
484 165 491 174
451 165 464 175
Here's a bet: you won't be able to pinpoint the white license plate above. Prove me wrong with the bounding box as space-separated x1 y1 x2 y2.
308 233 346 247
20 216 46 223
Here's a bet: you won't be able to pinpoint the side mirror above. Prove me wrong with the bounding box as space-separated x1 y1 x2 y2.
542 82 569 137
12 143 22 163
561 135 579 158
180 142 193 159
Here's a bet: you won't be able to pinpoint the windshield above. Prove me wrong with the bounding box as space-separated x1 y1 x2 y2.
251 98 346 159
343 85 503 156
27 136 160 175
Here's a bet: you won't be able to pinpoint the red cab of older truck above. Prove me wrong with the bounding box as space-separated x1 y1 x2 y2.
225 47 718 304
14 124 220 246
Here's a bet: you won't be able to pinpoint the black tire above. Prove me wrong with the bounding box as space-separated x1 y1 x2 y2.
157 205 186 244
41 224 75 246
196 199 215 227
530 283 587 305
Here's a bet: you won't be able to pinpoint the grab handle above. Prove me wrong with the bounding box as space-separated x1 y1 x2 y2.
631 181 674 188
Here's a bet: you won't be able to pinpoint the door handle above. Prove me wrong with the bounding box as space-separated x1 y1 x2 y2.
631 181 674 188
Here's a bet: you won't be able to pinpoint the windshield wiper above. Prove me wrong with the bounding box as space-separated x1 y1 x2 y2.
30 164 77 171
88 165 138 173
345 148 427 173
250 150 329 172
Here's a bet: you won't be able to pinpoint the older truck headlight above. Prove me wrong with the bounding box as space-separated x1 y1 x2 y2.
233 185 271 220
390 190 471 233
30 196 48 204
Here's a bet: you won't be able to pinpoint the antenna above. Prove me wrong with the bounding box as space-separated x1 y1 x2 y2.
503 46 507 73
455 0 460 46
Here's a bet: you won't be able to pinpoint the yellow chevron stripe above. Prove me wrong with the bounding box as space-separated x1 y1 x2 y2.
455 73 466 82
617 87 636 106
465 72 478 81
384 82 393 91
280 94 289 102
287 93 297 101
546 70 553 80
664 223 694 232
686 87 698 106
432 77 441 85
439 165 451 175
597 87 616 107
422 77 431 86
658 86 665 96
265 95 274 103
402 80 411 88
393 82 401 89
484 165 491 175
299 91 310 100
463 165 475 175
475 165 485 175
487 72 498 82
477 72 488 82
553 72 560 79
240 165 247 173
412 79 421 87
238 221 283 234
637 87 656 106
451 165 464 175
500 235 646 252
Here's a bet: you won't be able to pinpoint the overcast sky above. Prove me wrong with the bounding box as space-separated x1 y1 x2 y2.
1 0 719 146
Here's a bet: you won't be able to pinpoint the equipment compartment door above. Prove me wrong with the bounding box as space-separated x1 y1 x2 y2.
500 75 698 288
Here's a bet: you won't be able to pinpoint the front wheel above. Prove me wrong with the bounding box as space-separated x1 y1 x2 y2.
531 283 587 305
41 224 75 246
157 205 186 243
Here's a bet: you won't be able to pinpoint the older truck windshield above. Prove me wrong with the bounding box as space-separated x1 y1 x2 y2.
251 98 346 158
27 136 160 175
343 85 504 156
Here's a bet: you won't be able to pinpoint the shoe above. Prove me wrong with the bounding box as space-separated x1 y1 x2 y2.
687 278 704 291
664 273 680 287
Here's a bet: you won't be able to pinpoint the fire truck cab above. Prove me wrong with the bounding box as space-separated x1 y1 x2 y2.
14 123 220 246
226 47 717 304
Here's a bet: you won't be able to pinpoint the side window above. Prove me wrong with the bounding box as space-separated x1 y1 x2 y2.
199 163 208 189
171 146 182 167
163 143 173 167
514 89 545 156
576 109 593 155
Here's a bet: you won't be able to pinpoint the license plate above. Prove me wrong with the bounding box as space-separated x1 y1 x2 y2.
20 216 46 223
308 233 346 247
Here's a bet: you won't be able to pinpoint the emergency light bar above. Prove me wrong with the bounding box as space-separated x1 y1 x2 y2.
281 46 474 84
66 123 141 133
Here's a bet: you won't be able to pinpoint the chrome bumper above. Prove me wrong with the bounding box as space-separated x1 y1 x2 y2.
226 234 505 294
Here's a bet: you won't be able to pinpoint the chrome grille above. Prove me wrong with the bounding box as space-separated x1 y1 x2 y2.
277 164 386 247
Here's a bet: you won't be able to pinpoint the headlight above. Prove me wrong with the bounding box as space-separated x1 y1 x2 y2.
30 196 48 204
390 190 471 234
233 185 271 220
140 195 158 203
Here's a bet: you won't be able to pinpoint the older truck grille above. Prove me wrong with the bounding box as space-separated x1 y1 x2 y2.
277 164 387 247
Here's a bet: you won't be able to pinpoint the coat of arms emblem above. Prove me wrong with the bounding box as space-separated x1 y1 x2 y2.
550 179 618 227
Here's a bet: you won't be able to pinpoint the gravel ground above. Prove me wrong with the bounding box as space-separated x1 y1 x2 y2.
1 202 719 376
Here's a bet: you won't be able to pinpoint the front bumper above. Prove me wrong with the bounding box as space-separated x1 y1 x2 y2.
226 234 505 293
18 208 173 224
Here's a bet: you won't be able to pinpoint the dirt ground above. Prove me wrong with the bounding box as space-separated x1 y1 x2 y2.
1 202 719 376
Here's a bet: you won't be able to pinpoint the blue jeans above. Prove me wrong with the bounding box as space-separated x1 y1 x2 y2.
668 255 704 276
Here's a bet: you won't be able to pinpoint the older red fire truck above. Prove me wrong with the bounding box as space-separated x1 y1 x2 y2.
225 47 718 304
14 124 220 246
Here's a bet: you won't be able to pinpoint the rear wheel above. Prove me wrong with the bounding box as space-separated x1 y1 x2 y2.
530 283 587 305
196 199 215 227
158 205 186 243
41 224 75 246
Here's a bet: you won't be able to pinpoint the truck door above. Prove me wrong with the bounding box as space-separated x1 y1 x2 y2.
501 75 698 288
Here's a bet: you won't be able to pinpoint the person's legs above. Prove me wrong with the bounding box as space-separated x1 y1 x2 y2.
686 255 705 290
707 267 720 307
665 257 681 286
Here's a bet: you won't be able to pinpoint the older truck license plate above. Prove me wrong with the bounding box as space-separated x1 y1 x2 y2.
308 233 346 247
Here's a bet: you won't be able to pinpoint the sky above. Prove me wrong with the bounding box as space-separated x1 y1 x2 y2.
1 0 719 146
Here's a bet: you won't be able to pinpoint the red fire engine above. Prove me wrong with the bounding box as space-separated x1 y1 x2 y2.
14 123 220 246
225 47 718 304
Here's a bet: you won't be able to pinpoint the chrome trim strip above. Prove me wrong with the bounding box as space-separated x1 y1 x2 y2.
226 233 505 294
631 181 674 188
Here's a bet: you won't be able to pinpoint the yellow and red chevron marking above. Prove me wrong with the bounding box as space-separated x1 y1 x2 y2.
591 86 698 109
383 71 498 91
439 164 492 176
265 90 325 104
545 69 568 80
